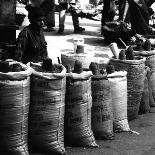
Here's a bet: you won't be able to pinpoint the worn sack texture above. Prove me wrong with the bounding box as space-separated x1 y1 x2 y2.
139 67 151 114
91 75 114 140
110 58 146 121
145 54 155 104
65 72 98 147
0 62 31 155
133 51 155 107
29 63 67 155
108 71 130 132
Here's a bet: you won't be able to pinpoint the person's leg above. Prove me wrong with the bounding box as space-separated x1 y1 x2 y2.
58 3 68 33
69 4 85 33
45 1 55 31
40 0 55 31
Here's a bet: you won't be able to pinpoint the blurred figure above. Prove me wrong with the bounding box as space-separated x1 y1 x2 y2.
58 0 85 34
101 0 117 25
30 0 56 31
41 0 56 31
127 0 154 35
16 5 48 64
118 0 130 23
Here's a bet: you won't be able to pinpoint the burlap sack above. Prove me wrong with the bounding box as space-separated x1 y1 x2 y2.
28 62 67 155
0 61 31 155
65 71 98 147
91 75 114 140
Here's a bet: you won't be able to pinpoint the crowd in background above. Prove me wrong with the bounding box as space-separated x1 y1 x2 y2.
15 0 155 64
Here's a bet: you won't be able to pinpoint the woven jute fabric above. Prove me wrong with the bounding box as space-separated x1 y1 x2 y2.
91 75 114 140
134 51 155 106
65 72 98 147
61 52 94 70
0 62 31 155
110 58 146 121
108 71 130 132
139 67 151 114
29 63 67 155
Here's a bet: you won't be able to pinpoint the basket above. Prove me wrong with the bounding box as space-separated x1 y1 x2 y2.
110 58 146 120
0 61 31 155
61 52 94 69
28 63 67 155
91 75 114 140
64 71 98 147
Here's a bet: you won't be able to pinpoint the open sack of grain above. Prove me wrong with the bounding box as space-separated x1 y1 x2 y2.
28 60 67 155
109 47 146 121
64 61 98 147
0 60 32 155
89 62 114 140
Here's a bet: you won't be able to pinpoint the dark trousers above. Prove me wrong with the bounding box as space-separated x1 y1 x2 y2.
41 0 55 28
59 3 79 29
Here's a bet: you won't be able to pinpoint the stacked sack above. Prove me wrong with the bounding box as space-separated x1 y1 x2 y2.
65 61 98 147
28 58 67 155
110 46 146 120
0 60 32 155
89 62 114 140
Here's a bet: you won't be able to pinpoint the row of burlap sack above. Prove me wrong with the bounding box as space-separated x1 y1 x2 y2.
109 52 155 119
91 71 134 140
0 60 142 155
0 61 68 155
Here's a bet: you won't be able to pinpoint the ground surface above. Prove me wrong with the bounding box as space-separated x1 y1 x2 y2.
16 11 155 155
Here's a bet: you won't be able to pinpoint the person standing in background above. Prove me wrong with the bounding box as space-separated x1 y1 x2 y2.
30 0 56 31
58 0 85 34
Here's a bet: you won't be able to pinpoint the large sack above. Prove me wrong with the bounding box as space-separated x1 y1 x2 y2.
91 75 114 140
28 62 67 155
0 61 31 155
65 71 98 147
134 50 155 106
108 71 130 132
110 57 146 120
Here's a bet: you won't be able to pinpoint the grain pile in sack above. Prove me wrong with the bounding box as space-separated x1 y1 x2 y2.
107 71 131 132
89 62 114 140
0 60 32 155
64 61 98 147
109 49 146 121
28 60 67 155
139 66 151 114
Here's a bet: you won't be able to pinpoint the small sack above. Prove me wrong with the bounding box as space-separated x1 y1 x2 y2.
0 62 31 155
91 75 114 140
29 63 67 155
65 71 98 147
108 71 130 132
